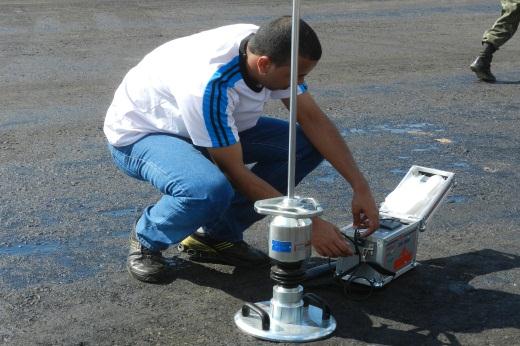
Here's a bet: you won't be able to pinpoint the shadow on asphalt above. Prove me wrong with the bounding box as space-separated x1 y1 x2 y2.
494 80 520 85
324 249 520 345
174 258 274 300
472 79 520 85
166 249 519 344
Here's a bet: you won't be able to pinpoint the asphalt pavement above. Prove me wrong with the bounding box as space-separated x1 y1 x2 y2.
1 0 519 345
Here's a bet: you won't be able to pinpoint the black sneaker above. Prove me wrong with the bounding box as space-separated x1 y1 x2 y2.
127 230 174 283
470 56 496 82
178 233 270 268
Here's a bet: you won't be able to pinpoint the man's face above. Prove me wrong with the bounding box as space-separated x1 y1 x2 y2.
259 56 317 91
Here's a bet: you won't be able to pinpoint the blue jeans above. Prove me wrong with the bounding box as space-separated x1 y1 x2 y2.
108 116 323 252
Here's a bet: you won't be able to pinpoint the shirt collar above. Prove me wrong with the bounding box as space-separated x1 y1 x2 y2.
239 34 263 93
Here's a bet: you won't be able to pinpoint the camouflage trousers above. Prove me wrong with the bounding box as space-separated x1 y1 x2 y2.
483 0 520 48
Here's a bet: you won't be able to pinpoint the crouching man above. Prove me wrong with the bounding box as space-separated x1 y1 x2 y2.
104 16 379 283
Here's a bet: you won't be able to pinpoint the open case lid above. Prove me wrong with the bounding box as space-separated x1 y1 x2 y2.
379 165 455 225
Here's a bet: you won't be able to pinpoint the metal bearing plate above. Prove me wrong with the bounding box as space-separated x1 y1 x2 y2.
234 301 336 342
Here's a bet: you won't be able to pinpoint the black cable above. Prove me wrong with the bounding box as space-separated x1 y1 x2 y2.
335 229 376 300
306 225 400 300
305 229 375 300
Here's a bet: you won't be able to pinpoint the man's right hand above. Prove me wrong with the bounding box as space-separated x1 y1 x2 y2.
311 217 353 258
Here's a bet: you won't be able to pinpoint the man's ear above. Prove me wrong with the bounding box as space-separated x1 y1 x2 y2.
257 56 273 75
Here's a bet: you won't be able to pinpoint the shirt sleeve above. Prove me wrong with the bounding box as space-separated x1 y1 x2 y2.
269 82 308 100
179 88 239 148
200 76 240 148
179 63 243 148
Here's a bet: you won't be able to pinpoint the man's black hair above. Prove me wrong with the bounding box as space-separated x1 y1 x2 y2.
248 16 322 65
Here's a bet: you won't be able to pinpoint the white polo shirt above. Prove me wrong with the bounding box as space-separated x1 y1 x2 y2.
104 23 307 148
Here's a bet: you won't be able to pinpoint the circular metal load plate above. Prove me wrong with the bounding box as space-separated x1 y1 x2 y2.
234 301 336 342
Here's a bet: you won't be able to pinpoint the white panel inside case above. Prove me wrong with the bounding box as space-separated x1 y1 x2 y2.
379 166 453 222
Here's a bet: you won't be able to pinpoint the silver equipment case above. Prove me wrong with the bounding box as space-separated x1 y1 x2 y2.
336 166 455 288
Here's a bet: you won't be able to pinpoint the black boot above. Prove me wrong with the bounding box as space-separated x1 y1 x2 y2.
470 43 497 82
127 229 174 283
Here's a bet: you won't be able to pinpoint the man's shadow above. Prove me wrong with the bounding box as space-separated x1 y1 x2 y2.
313 249 520 345
170 249 519 345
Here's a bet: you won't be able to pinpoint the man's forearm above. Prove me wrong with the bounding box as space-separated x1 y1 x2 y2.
223 165 283 202
207 143 283 202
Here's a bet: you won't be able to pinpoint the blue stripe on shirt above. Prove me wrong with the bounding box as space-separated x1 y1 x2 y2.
203 56 242 147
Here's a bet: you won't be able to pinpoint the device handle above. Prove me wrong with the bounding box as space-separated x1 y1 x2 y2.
303 293 331 321
241 302 270 331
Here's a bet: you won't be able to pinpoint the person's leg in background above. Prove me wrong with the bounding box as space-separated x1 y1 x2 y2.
108 133 234 282
471 0 520 82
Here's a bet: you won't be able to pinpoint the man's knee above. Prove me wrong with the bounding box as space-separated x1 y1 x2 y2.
203 174 234 212
167 172 234 215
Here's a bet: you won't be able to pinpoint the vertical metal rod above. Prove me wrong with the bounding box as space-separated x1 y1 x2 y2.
287 0 301 199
